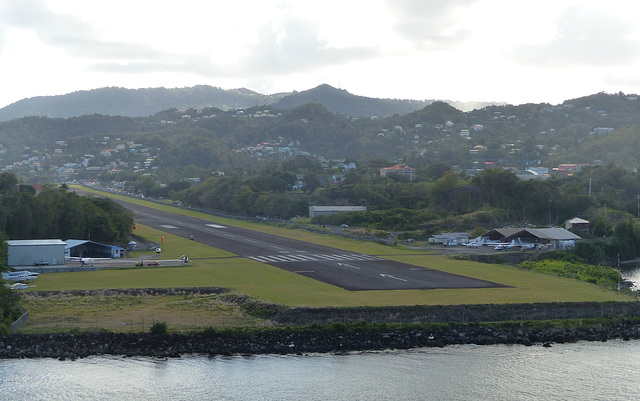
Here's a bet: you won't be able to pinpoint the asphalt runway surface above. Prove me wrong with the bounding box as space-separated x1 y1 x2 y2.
114 198 508 291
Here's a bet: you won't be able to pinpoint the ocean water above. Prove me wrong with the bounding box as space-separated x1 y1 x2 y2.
2 340 640 400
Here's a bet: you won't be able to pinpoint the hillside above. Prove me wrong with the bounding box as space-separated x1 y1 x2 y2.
0 84 434 121
0 86 284 122
2 91 640 190
271 84 432 117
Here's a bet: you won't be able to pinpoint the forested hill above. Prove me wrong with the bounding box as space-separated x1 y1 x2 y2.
271 84 432 117
0 84 437 122
0 86 281 122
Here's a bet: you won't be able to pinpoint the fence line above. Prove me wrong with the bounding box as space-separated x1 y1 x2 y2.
11 307 29 334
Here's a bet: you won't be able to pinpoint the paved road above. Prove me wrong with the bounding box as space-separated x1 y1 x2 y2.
115 198 508 291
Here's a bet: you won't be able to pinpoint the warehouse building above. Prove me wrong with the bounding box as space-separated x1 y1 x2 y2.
6 239 66 266
481 227 581 249
309 206 367 218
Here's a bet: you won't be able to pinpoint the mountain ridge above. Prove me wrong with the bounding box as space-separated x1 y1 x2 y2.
0 84 492 122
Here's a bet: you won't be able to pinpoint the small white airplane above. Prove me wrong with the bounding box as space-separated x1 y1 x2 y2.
1 272 38 281
465 238 486 247
4 270 39 277
79 257 94 266
516 238 537 250
4 282 35 290
494 240 517 250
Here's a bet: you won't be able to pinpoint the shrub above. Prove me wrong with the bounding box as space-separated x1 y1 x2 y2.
150 321 168 335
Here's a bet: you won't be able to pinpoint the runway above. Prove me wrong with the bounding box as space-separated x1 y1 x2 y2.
116 198 508 291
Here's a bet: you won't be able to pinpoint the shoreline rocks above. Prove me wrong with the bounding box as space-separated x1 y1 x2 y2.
2 320 640 360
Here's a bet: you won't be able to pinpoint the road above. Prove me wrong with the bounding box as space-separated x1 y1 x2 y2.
115 198 508 291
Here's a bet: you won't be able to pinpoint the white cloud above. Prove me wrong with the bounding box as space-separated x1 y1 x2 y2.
225 16 380 76
2 0 640 108
382 0 479 49
508 5 640 67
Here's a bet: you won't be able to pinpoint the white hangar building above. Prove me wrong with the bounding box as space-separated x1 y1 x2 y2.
6 239 66 266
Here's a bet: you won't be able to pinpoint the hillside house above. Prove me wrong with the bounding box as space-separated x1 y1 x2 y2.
565 217 589 232
380 164 416 181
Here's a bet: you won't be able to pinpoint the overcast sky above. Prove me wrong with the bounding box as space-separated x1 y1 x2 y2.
1 0 640 109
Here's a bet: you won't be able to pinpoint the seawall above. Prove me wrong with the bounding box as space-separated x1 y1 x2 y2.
2 319 640 360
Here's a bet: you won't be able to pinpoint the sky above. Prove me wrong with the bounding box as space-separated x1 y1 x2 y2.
1 0 640 109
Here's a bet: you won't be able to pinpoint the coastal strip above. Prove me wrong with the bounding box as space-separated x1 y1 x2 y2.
2 319 640 360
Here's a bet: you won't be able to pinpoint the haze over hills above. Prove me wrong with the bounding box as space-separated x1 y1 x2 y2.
0 84 496 122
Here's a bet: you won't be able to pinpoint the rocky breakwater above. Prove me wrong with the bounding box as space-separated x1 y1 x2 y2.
3 320 640 360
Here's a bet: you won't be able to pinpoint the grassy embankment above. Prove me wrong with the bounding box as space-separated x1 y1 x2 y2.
17 186 633 333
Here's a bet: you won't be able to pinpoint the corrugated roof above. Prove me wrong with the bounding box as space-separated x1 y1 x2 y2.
431 232 469 239
64 239 91 249
309 206 366 211
484 227 581 241
6 239 66 246
492 228 525 237
529 228 581 240
567 217 589 224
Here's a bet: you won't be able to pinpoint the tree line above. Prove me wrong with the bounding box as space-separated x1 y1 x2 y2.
0 173 133 244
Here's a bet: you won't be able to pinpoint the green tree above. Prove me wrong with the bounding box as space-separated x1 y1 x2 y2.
612 219 640 260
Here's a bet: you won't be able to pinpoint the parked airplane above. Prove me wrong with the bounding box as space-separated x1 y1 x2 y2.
516 238 537 250
79 257 94 266
494 240 517 250
3 270 39 277
465 237 486 247
1 272 38 281
4 282 35 290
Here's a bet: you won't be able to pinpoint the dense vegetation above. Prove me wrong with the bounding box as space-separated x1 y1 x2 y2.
4 91 640 265
0 235 23 334
0 173 133 244
519 259 621 288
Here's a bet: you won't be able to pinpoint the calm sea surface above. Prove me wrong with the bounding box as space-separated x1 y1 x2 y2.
2 340 640 400
3 267 639 400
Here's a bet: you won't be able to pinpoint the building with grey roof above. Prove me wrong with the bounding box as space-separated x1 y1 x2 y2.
481 227 581 249
6 239 66 266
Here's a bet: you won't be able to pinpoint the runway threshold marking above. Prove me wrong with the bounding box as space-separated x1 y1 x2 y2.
249 253 383 264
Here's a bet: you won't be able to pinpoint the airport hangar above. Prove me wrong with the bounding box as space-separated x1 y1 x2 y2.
6 239 66 267
7 239 125 267
481 227 581 249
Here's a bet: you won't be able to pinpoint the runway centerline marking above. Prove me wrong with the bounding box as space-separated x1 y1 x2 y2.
159 225 178 229
380 273 407 282
206 224 227 229
337 262 360 270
